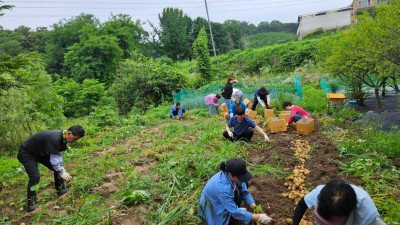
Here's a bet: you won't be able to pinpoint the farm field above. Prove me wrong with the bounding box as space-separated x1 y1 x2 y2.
4 111 394 225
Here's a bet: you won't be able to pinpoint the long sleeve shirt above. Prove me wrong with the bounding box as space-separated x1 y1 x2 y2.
288 105 311 124
254 88 271 105
205 94 220 107
50 153 65 173
170 105 183 118
199 171 255 225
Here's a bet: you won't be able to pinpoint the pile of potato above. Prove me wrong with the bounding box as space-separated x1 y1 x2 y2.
282 140 313 225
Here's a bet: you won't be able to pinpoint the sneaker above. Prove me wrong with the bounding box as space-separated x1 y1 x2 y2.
57 188 68 197
27 203 40 212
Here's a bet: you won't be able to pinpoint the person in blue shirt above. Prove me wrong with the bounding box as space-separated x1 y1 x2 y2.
291 180 386 225
199 158 273 225
170 102 185 119
223 106 270 142
224 99 248 121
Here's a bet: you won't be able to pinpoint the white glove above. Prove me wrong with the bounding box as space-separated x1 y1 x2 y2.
258 214 273 224
228 131 234 137
264 134 270 142
60 171 72 182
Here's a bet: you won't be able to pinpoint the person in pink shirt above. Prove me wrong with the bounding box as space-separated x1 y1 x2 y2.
205 94 221 116
282 101 311 125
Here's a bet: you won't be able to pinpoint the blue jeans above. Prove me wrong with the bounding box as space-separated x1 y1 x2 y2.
207 105 219 116
224 99 232 110
294 114 303 122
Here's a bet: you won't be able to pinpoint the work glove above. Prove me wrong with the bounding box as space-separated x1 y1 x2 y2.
228 131 234 138
258 214 273 224
264 134 270 142
60 171 72 182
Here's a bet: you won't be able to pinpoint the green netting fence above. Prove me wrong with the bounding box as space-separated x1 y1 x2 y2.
173 77 303 110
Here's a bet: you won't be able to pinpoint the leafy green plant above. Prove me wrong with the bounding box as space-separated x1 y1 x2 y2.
122 190 152 206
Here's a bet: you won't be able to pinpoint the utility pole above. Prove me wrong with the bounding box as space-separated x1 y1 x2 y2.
204 0 217 57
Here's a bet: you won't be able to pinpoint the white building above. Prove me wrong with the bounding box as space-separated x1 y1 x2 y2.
296 6 352 40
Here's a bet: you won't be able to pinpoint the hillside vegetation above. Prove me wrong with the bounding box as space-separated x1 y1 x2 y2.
0 1 400 224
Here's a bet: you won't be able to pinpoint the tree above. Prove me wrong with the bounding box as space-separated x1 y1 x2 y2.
63 33 123 86
223 20 244 50
158 8 192 60
0 52 64 150
193 27 212 87
0 0 13 16
320 31 385 111
320 1 400 112
44 14 100 75
102 14 148 58
111 52 186 114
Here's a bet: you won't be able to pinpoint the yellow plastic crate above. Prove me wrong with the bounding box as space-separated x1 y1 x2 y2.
264 109 275 118
219 103 228 114
243 98 251 106
247 109 257 119
296 118 315 135
327 93 345 105
278 112 291 123
267 117 287 133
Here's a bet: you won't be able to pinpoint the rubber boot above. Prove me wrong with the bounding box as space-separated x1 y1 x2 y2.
27 196 39 212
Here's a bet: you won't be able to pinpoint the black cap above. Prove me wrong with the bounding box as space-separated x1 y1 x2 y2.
226 158 253 182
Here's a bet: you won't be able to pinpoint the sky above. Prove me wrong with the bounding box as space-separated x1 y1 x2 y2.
0 0 352 31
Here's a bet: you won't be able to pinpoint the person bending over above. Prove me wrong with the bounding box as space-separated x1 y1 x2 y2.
291 180 386 225
199 158 273 225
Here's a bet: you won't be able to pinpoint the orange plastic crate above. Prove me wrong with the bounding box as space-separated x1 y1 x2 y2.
264 109 275 118
268 117 287 133
296 118 315 135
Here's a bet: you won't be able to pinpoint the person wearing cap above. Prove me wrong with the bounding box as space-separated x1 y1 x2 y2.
291 180 386 225
282 101 311 125
221 76 238 110
205 93 221 116
170 102 185 119
251 87 271 111
223 106 270 142
199 158 273 225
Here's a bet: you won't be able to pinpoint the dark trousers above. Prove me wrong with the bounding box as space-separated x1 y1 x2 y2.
223 128 254 142
171 108 186 118
17 150 65 205
251 97 270 110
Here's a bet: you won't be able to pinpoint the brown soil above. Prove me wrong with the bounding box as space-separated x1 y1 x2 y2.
247 119 361 225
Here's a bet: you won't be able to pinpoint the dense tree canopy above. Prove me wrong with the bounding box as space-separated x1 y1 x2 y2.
158 8 193 60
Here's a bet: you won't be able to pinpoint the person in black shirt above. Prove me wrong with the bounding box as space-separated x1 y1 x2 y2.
222 76 238 110
17 125 85 212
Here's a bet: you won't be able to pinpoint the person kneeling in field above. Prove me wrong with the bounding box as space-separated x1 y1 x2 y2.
291 179 387 225
170 102 185 119
199 158 274 225
223 106 270 142
282 101 311 126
